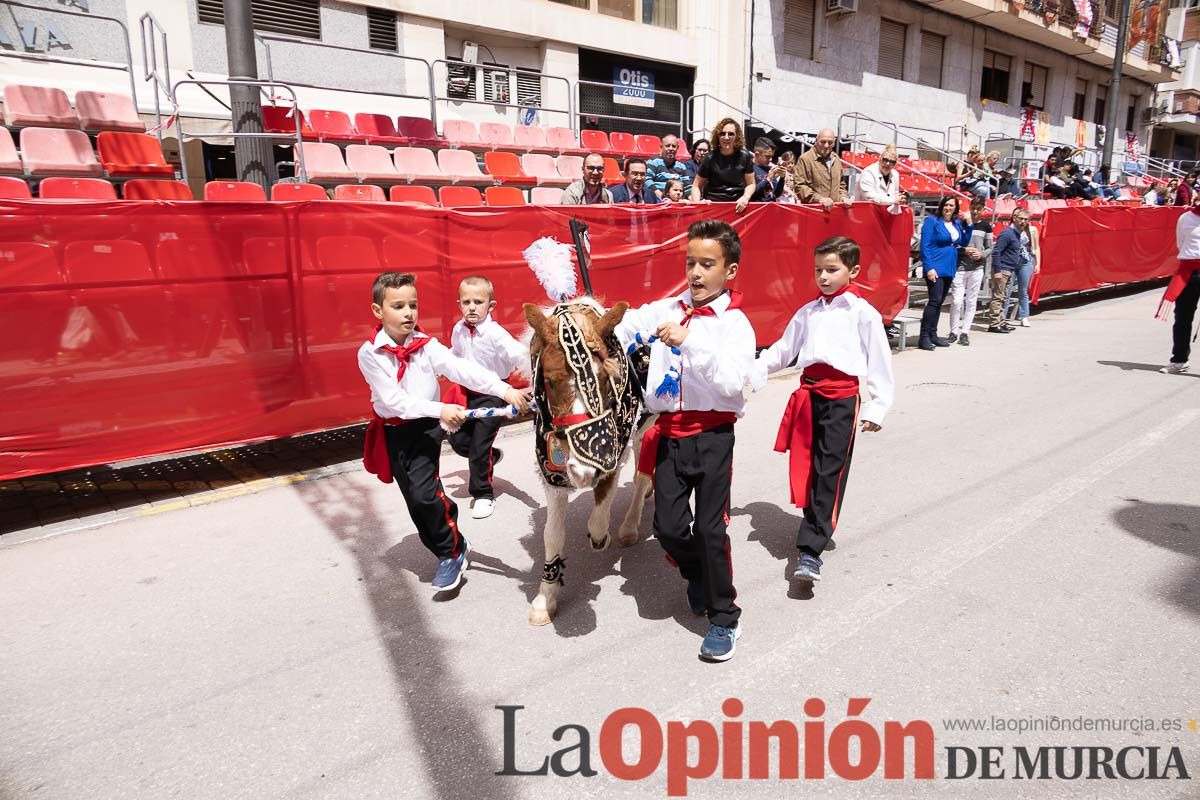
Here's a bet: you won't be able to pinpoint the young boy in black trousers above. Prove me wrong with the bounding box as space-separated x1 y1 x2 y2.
358 272 530 594
616 219 757 662
753 236 894 583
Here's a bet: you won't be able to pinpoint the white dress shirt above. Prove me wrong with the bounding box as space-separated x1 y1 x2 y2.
752 291 895 425
450 314 528 381
614 290 756 416
1177 210 1200 260
357 328 511 420
853 162 903 214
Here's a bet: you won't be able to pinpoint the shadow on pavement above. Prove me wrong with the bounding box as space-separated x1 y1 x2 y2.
1098 360 1199 377
731 502 818 601
293 476 518 800
1111 500 1200 622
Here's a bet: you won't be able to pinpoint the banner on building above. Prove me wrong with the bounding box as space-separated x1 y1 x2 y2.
1074 0 1094 37
1126 131 1141 159
1127 0 1163 51
1036 111 1050 145
1020 107 1037 141
612 67 655 108
1075 120 1088 148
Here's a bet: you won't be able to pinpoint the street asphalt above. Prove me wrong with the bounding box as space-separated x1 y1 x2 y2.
1 287 1197 799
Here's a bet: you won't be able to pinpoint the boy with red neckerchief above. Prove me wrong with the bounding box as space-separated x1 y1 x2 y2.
615 219 757 663
753 236 894 585
358 272 529 595
1158 198 1200 375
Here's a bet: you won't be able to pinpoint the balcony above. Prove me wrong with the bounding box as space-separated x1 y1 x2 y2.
921 0 1178 83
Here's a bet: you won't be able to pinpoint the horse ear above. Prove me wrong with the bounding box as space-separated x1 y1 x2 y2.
595 301 629 340
524 303 549 338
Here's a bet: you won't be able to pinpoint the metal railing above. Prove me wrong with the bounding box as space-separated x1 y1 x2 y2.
433 59 573 130
171 79 306 186
687 94 809 150
575 78 684 138
839 113 948 157
947 125 984 157
138 12 174 142
0 1 138 106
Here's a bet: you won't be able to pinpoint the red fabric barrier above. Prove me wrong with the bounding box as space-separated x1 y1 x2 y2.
1033 205 1182 303
0 200 911 480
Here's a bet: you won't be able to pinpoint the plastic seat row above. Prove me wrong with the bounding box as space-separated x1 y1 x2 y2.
0 127 172 178
296 143 589 186
0 175 191 200
2 84 145 132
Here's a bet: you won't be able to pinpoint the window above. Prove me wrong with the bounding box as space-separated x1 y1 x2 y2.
877 20 907 80
1103 0 1118 20
919 31 944 88
1022 62 1048 108
367 8 397 52
643 0 678 28
1126 98 1138 130
197 0 321 40
981 50 1011 103
782 0 815 60
599 0 637 19
1073 78 1087 119
517 71 543 107
1094 84 1107 125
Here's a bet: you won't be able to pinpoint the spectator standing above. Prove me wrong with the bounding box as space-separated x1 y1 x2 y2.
1174 171 1197 206
852 145 907 213
561 153 613 205
1003 212 1039 327
777 150 799 203
987 209 1027 334
918 195 974 350
691 117 756 213
750 136 786 202
647 134 692 198
610 157 661 204
795 127 851 208
948 196 992 346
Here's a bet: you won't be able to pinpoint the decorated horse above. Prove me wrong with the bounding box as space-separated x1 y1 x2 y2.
521 238 654 626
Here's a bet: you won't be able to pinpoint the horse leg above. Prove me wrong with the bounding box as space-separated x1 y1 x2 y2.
618 414 657 547
587 472 617 552
530 485 568 626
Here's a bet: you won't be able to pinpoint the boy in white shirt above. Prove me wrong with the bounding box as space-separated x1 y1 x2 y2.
753 236 894 584
358 272 529 594
447 276 530 518
615 219 757 663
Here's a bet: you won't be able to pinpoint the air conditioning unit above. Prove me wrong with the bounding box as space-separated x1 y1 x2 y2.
826 0 857 15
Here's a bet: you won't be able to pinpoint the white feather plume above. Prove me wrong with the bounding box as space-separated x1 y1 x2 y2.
522 237 578 303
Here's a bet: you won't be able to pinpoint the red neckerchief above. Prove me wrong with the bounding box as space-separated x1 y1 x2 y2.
678 290 744 324
821 285 852 304
774 363 860 508
380 332 431 382
464 321 478 337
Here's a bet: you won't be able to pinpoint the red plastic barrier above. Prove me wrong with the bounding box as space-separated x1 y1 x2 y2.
0 201 911 480
1033 205 1183 302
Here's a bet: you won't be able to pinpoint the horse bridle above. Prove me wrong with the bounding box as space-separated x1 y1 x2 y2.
540 304 611 438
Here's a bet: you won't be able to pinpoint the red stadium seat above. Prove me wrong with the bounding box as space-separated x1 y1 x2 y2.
676 139 692 161
75 91 145 132
389 185 437 204
20 128 102 176
123 179 192 200
0 241 62 285
603 157 623 186
2 84 79 128
514 125 550 152
635 135 662 156
556 155 583 181
307 109 362 143
530 186 564 204
393 147 447 182
204 181 267 201
346 144 402 182
521 154 570 186
294 142 356 182
437 149 491 184
579 129 616 157
0 176 31 199
63 240 155 282
546 127 586 155
262 105 315 139
333 184 385 201
443 119 483 149
396 116 446 149
353 113 406 146
271 182 327 201
0 129 20 174
483 151 536 186
609 131 638 157
96 132 175 177
485 186 525 206
480 122 516 150
315 235 381 270
438 185 484 206
39 177 117 200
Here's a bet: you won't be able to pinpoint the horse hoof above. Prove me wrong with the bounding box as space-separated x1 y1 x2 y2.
617 527 638 547
528 606 554 626
589 533 611 552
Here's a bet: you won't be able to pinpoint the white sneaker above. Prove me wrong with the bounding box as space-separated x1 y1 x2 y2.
1161 362 1190 375
471 497 496 519
1019 318 1031 327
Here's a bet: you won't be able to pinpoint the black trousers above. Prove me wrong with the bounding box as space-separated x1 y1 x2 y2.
1172 271 1200 364
921 275 953 340
796 394 860 556
653 425 740 628
448 391 505 500
384 417 463 561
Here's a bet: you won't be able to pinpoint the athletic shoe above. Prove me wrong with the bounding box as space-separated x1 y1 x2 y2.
987 326 1012 334
686 578 705 616
699 624 741 662
492 448 504 466
958 333 970 346
947 333 958 344
1161 362 1190 375
431 538 471 592
794 552 823 582
471 497 495 519
1019 318 1031 327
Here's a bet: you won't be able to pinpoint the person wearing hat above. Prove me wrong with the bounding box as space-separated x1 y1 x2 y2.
995 165 1018 199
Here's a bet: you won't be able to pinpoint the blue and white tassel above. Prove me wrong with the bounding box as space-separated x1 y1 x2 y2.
627 332 682 400
463 399 539 420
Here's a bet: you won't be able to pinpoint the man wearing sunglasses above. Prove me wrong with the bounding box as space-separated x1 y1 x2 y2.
562 152 614 205
852 144 908 214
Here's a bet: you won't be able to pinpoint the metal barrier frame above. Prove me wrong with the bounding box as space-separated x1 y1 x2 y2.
171 79 306 186
686 93 807 150
575 78 683 138
432 59 573 131
138 12 174 143
0 1 138 105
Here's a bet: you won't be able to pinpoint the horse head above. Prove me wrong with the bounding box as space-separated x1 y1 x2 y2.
524 299 630 489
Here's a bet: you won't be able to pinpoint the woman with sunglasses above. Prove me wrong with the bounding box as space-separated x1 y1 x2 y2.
918 194 976 350
690 117 756 213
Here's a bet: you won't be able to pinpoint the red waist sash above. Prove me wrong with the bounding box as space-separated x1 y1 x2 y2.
637 410 737 480
363 413 404 484
1156 258 1200 320
774 364 860 507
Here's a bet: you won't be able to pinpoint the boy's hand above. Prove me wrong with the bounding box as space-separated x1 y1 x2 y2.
655 321 690 347
504 387 533 413
440 404 467 427
861 421 881 433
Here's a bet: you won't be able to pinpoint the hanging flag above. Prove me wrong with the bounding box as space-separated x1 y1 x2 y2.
1074 0 1094 37
1075 120 1088 148
1019 107 1037 141
1126 131 1141 159
1036 111 1050 145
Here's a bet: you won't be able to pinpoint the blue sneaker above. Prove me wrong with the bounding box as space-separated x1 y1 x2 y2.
794 552 822 582
431 537 471 592
699 624 741 662
685 578 705 616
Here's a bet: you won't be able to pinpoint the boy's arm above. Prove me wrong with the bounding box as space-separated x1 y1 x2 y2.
678 312 756 397
613 300 666 349
858 308 895 426
496 325 531 376
750 308 804 390
426 339 512 399
357 346 444 420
